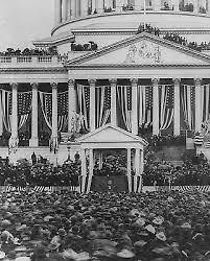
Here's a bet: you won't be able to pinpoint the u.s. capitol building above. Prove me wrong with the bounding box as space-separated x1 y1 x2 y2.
0 0 210 164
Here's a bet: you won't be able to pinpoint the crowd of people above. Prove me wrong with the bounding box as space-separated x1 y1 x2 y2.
0 47 58 56
143 160 210 186
137 23 160 36
0 190 210 260
71 42 98 52
0 156 80 187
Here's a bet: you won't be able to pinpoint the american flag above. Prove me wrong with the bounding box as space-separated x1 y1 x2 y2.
44 93 52 118
165 85 174 108
145 86 153 109
84 87 90 110
104 86 111 110
127 86 132 110
204 134 210 148
58 91 68 116
18 92 32 115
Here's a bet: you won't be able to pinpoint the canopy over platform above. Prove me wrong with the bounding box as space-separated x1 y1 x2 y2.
75 124 148 193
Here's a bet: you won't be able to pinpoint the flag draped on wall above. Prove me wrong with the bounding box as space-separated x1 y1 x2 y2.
201 84 210 123
159 85 174 132
181 85 195 131
117 85 132 131
76 84 90 131
138 85 153 128
95 86 111 128
39 91 52 130
18 91 32 130
58 91 68 132
0 89 12 134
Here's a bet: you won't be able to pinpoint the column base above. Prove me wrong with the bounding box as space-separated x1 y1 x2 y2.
29 138 39 147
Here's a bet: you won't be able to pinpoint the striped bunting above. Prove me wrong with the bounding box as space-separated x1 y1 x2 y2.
194 135 204 146
0 186 79 193
143 186 210 193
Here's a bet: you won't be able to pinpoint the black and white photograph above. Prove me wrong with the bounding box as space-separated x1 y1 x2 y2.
0 0 210 260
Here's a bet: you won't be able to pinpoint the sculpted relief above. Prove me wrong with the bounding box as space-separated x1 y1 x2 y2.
124 40 162 64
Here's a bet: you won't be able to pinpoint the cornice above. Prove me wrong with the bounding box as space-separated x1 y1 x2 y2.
68 64 210 70
0 67 67 74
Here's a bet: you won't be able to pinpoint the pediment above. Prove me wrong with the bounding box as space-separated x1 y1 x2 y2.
67 32 210 67
76 124 147 146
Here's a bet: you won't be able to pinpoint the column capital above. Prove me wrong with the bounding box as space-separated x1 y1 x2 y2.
173 78 181 84
194 78 202 86
109 78 117 86
68 79 75 87
130 78 138 86
88 79 97 86
51 82 58 90
30 82 39 89
10 82 18 89
151 78 159 85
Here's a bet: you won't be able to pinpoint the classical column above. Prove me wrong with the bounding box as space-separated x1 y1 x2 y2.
68 79 76 132
87 148 94 193
0 89 2 136
51 82 58 140
75 0 80 17
208 0 210 15
71 0 76 19
193 0 198 13
55 0 62 25
173 78 181 136
92 0 96 13
89 79 96 131
138 149 144 193
67 0 71 20
134 148 140 192
110 79 117 126
131 78 138 135
116 0 122 11
154 0 161 10
174 0 179 11
195 78 202 132
9 83 18 147
81 148 87 193
29 83 39 147
81 0 89 17
127 148 132 192
62 0 68 21
152 78 160 135
97 0 104 13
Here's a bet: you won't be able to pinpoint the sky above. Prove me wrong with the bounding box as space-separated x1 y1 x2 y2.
0 0 54 51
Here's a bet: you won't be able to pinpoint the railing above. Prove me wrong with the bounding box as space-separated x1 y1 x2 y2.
0 56 12 63
0 55 62 66
17 56 32 63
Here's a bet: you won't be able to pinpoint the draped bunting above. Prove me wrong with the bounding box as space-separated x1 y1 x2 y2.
117 85 132 131
137 85 153 128
0 89 11 133
96 86 111 128
159 85 174 132
201 84 210 123
58 91 68 132
181 85 195 130
39 91 52 130
76 84 90 131
18 91 32 130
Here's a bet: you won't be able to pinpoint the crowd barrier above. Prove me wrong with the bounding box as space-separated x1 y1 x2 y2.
0 186 210 193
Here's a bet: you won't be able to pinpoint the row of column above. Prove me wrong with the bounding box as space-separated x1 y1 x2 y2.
54 0 210 25
7 77 203 148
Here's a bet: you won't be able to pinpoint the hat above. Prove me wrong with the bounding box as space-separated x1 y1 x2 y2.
117 249 135 259
0 251 5 260
145 224 156 234
156 232 167 241
153 216 164 225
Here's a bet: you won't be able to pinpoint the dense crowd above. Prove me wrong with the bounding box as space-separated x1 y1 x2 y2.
0 190 210 260
0 47 58 56
137 23 160 36
0 157 80 187
143 160 210 186
71 42 98 52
